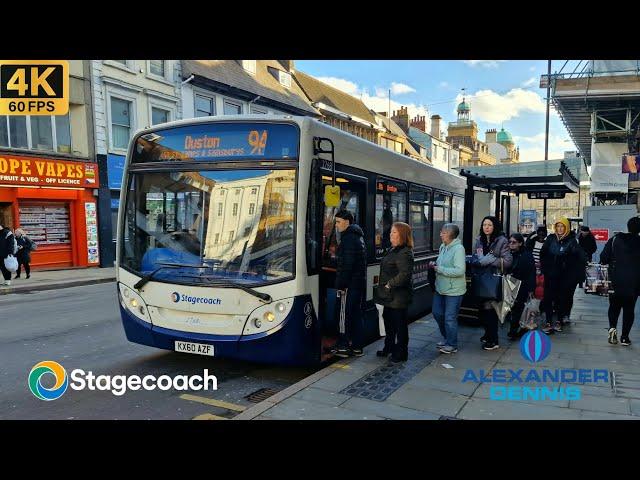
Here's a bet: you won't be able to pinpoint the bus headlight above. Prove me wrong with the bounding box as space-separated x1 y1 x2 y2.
253 318 262 328
118 283 151 323
275 302 286 314
264 311 275 322
243 298 294 335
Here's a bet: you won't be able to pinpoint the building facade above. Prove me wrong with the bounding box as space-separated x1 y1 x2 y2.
446 98 497 167
485 128 520 164
0 60 100 269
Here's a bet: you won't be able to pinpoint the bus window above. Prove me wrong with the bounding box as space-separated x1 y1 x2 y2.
451 195 464 242
409 186 431 253
375 178 407 257
433 192 451 250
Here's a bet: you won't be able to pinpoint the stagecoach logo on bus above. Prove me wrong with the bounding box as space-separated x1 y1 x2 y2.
461 331 610 401
28 361 217 401
172 292 222 305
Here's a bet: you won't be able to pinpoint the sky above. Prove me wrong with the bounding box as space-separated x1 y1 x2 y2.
295 60 577 163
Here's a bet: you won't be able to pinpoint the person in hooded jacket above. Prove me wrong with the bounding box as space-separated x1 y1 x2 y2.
506 233 536 339
600 216 640 346
333 209 367 358
540 217 587 333
0 223 16 286
473 216 513 351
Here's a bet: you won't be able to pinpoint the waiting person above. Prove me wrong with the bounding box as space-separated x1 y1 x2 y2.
600 216 640 346
526 225 548 273
376 222 414 362
0 223 16 286
507 233 536 340
474 216 513 351
430 223 466 354
333 210 367 358
14 228 34 279
539 217 587 333
578 226 598 262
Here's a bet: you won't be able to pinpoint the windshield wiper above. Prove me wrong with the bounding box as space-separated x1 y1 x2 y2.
133 263 209 290
180 277 272 303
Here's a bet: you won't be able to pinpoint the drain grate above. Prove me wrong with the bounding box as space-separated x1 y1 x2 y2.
245 387 280 403
339 345 440 402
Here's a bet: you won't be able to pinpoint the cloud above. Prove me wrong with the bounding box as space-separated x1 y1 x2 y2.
521 77 537 87
530 66 537 72
513 131 576 162
455 88 546 124
316 76 360 96
439 81 449 88
463 60 507 68
390 82 416 95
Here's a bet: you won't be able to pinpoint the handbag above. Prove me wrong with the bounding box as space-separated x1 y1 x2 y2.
373 284 393 305
427 266 436 293
470 258 504 301
4 254 18 273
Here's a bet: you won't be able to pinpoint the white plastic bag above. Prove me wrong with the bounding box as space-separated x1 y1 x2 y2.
375 303 385 336
519 296 542 330
4 254 18 273
491 274 522 324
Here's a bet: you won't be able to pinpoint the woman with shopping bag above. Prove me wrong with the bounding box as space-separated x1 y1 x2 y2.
0 223 17 286
506 233 536 340
472 216 512 351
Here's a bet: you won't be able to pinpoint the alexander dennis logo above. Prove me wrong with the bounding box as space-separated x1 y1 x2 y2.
29 361 69 401
520 330 552 363
461 331 610 401
171 291 221 305
28 360 218 401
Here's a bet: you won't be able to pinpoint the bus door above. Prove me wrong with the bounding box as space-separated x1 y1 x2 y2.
318 173 367 344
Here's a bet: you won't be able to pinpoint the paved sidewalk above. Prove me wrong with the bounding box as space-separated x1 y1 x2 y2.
0 267 115 295
235 289 640 420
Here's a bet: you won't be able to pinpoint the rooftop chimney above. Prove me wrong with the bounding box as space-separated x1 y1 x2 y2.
431 115 442 139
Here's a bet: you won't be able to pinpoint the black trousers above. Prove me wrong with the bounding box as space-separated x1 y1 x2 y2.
383 306 409 358
543 281 576 324
337 288 364 350
17 256 30 277
0 263 10 281
480 307 499 344
608 294 637 339
509 298 526 334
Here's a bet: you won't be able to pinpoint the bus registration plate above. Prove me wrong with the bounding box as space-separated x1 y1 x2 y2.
175 341 214 357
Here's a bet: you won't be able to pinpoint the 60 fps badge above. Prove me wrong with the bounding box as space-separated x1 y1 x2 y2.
0 60 69 115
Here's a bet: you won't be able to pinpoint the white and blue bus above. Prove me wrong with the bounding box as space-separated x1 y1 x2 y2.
116 115 466 365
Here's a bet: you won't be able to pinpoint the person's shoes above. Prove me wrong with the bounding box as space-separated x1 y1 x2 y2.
542 323 554 334
26 275 30 279
14 275 20 279
439 345 458 354
335 347 351 358
389 355 407 363
480 335 488 344
351 348 364 357
553 320 563 332
608 328 618 345
436 340 447 348
376 348 392 357
562 316 572 325
483 342 500 351
620 337 631 346
2 280 10 286
507 331 519 340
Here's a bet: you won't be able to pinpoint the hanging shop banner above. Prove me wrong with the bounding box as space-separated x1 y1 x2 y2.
519 209 538 235
0 154 99 188
85 202 100 264
622 154 640 181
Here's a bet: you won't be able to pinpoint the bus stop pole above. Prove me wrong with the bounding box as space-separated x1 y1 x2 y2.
543 59 551 230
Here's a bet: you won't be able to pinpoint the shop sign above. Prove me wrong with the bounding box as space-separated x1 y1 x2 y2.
0 154 99 188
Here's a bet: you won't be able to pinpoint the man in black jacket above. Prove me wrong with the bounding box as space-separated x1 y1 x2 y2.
333 210 367 357
600 217 640 346
578 226 598 262
0 223 16 286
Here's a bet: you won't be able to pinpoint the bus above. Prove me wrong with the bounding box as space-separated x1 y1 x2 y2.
116 115 466 365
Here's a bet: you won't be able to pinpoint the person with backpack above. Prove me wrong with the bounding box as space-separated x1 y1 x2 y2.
0 223 17 286
600 217 640 346
14 228 35 279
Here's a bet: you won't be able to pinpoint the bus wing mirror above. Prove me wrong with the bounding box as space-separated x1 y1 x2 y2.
324 185 341 207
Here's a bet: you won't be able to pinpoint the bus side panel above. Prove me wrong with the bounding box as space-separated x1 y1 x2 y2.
119 294 321 366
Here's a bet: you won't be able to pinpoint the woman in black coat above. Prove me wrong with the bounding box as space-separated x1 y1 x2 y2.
376 222 415 363
506 233 536 339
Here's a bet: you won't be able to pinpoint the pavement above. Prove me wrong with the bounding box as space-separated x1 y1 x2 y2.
0 267 115 295
234 289 640 420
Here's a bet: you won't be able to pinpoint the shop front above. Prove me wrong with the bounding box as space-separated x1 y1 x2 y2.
0 153 101 269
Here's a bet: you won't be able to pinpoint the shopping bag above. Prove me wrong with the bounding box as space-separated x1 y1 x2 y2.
470 266 503 301
4 254 18 273
584 263 613 296
519 296 542 330
490 274 522 324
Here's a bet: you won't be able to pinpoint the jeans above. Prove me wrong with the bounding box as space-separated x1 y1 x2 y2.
432 292 463 348
608 294 637 339
383 306 409 358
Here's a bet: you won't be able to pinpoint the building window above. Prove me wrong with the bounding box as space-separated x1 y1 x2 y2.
232 203 238 216
235 189 240 195
223 99 242 115
248 203 255 215
214 233 219 244
251 188 257 195
0 114 71 153
113 60 127 65
250 106 267 114
0 116 7 147
242 60 256 74
217 203 223 216
111 97 132 150
30 116 53 151
151 106 170 125
55 114 71 153
228 230 235 242
278 70 292 88
149 60 165 77
244 227 251 237
195 94 215 117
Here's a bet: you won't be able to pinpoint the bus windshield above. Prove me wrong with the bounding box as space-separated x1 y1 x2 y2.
121 168 296 286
